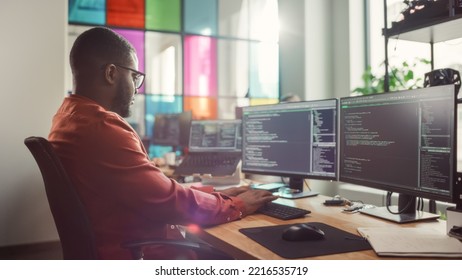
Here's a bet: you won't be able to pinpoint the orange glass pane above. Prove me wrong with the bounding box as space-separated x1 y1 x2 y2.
184 97 217 120
107 0 145 28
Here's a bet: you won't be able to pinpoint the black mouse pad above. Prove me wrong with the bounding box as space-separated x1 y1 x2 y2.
239 222 371 259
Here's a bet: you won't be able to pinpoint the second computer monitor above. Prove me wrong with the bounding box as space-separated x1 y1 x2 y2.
188 120 242 152
242 99 338 192
339 85 458 223
152 111 192 147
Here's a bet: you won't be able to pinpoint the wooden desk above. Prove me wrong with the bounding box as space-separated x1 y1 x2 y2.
192 194 447 260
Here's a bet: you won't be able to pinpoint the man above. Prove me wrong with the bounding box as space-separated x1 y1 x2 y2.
49 27 277 259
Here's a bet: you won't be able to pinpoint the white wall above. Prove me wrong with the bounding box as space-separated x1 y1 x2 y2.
0 1 66 246
305 0 365 100
305 0 334 101
279 0 305 100
304 0 366 196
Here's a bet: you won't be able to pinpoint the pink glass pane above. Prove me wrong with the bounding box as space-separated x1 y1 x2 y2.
114 29 145 93
184 35 217 97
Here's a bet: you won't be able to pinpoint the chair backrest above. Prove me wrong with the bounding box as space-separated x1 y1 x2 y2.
24 136 98 260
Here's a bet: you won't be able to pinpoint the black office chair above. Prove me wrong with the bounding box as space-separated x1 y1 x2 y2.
24 136 232 260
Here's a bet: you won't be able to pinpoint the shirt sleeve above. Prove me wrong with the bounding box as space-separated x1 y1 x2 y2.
81 115 246 226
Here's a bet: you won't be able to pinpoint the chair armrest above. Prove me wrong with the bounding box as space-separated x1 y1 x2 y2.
122 239 232 260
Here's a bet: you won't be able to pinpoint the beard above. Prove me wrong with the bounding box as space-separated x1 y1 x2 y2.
113 79 134 118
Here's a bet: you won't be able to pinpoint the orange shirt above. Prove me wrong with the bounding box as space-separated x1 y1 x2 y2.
48 94 245 259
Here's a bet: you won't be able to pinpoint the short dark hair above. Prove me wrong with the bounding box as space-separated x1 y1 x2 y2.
70 27 135 77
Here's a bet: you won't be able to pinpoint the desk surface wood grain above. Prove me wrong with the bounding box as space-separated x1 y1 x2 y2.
192 194 447 260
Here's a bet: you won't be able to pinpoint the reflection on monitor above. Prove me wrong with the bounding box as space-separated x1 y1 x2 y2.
339 85 460 223
152 111 192 147
242 99 338 199
189 120 242 152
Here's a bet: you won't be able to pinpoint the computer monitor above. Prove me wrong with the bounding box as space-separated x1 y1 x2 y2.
152 111 192 148
339 84 461 223
188 120 242 152
241 99 338 198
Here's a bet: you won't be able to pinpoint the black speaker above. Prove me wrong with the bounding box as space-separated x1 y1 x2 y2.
424 68 461 96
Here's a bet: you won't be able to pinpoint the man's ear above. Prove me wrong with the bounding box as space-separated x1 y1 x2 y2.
103 64 117 86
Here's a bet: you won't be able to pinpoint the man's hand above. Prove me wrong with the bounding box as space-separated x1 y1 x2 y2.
218 185 250 197
237 189 278 215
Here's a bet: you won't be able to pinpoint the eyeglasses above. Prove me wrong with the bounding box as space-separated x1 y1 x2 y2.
114 64 145 89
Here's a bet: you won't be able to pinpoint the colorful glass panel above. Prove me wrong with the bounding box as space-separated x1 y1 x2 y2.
69 0 106 25
218 39 249 98
146 0 181 32
184 36 217 97
113 29 146 93
249 0 279 42
145 32 182 95
249 98 279 106
107 0 145 28
145 94 183 137
184 96 217 120
184 0 217 36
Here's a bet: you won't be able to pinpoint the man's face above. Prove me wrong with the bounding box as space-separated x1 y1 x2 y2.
112 53 139 118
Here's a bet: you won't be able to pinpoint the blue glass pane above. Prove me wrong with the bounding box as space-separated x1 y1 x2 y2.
249 42 279 98
145 94 183 158
68 0 106 25
125 94 145 136
149 145 174 159
184 0 217 36
145 94 183 138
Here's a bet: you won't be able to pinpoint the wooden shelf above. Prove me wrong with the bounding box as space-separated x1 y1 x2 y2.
385 14 462 43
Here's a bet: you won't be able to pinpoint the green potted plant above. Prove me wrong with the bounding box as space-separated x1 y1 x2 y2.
352 58 431 95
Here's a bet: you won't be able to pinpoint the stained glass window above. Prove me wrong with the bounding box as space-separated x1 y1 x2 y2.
184 36 217 97
249 42 279 98
113 29 146 93
146 0 181 32
184 0 218 36
145 32 182 95
69 0 106 25
184 96 218 120
107 0 145 28
68 0 280 157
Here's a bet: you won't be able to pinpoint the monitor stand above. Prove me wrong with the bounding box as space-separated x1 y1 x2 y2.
276 177 319 199
359 194 440 223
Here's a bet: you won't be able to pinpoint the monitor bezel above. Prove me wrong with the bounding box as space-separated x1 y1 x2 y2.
152 111 192 147
241 98 338 181
188 119 242 152
339 84 459 204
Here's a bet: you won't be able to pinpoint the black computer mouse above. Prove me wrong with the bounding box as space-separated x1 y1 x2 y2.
282 223 325 241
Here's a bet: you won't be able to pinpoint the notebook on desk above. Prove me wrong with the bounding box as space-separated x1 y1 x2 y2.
174 120 242 177
357 227 462 258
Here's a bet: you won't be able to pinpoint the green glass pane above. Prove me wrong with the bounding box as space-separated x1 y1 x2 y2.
146 0 181 31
